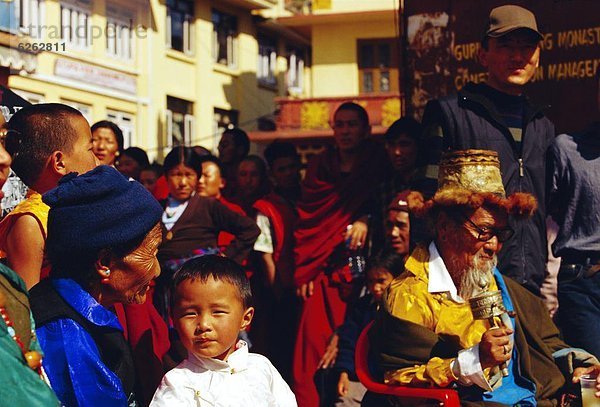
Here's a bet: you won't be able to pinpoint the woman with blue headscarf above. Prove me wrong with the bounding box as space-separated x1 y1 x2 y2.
30 165 164 406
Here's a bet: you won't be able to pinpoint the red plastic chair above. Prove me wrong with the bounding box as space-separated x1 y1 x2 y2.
355 320 460 406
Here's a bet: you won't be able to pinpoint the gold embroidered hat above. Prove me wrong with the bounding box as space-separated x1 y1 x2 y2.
408 149 537 217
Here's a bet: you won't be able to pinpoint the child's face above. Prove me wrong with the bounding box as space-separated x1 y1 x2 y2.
366 267 395 302
172 276 254 361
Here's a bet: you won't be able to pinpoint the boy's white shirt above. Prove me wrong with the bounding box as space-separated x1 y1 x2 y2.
150 340 297 406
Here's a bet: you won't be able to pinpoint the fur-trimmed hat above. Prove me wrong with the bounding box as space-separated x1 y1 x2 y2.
408 150 537 217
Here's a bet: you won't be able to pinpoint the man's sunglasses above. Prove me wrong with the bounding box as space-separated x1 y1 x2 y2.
459 212 514 243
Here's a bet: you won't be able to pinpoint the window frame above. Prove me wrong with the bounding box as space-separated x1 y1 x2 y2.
60 0 92 51
211 9 238 69
166 0 194 55
61 99 92 124
18 0 45 39
357 38 399 94
213 107 238 150
105 5 135 62
166 96 194 149
106 109 134 148
286 47 306 95
257 35 277 87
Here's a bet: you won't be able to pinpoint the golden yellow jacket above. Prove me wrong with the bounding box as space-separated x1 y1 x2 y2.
374 245 572 404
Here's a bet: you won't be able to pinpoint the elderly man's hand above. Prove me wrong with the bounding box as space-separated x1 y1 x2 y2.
479 327 513 370
573 365 600 398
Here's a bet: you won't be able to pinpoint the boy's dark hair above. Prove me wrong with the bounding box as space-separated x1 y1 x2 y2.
163 146 202 177
6 103 84 187
140 163 163 177
172 255 253 308
263 141 299 169
199 154 225 178
239 154 268 180
334 102 370 127
384 117 423 143
91 120 125 154
368 250 406 278
222 128 250 157
122 146 150 167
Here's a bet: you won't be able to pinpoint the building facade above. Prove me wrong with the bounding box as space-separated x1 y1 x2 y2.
251 0 402 154
3 0 310 160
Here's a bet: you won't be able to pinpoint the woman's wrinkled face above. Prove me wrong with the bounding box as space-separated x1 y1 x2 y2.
167 163 198 201
105 223 162 305
92 127 120 166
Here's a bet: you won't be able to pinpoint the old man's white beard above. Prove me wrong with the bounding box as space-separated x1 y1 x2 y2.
458 255 497 301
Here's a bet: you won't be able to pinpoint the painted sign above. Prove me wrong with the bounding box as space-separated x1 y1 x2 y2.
54 58 137 94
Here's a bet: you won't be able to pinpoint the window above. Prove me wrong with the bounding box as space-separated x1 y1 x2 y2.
166 96 194 148
18 0 44 39
357 38 399 93
286 47 305 95
258 36 277 87
106 109 134 148
106 5 134 61
13 89 45 105
212 9 237 68
213 108 238 149
166 0 194 54
61 99 92 123
60 0 92 50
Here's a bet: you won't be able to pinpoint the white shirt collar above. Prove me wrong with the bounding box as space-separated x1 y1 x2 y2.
427 242 465 303
187 340 249 374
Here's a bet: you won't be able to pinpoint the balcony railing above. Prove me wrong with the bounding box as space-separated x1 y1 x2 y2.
275 93 401 134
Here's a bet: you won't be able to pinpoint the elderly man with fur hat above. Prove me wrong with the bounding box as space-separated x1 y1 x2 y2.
371 150 600 405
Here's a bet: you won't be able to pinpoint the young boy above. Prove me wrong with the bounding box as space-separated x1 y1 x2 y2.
0 103 98 288
151 255 297 406
317 250 405 406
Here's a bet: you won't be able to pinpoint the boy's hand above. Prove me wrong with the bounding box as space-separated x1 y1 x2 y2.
317 333 339 369
337 371 350 397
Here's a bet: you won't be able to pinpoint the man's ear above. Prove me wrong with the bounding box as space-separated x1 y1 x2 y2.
49 150 68 176
240 307 254 331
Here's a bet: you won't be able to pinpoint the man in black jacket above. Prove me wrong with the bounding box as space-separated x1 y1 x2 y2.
417 5 555 295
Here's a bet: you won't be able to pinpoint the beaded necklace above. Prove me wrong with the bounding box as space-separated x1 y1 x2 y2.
0 290 43 372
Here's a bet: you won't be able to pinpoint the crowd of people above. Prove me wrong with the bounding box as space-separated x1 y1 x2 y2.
0 3 598 407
